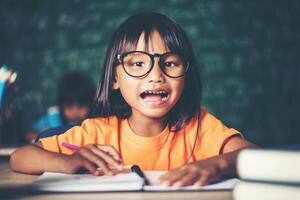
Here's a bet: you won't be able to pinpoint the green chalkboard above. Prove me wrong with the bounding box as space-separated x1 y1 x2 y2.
0 0 299 146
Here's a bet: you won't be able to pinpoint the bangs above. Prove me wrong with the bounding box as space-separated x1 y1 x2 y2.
116 28 172 54
114 14 188 56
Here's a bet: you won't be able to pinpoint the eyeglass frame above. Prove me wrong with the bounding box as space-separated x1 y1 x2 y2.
114 51 189 78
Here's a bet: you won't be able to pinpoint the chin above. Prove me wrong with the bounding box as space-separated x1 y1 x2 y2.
141 108 171 119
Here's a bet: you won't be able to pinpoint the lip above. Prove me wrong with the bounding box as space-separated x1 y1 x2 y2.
140 88 170 107
141 95 170 106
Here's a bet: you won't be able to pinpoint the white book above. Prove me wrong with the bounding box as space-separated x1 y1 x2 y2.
30 171 239 192
237 149 300 184
233 181 300 200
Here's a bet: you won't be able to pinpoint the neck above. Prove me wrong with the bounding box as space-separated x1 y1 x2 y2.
128 112 167 137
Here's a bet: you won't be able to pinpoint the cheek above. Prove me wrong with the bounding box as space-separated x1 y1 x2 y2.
79 108 89 117
119 82 139 103
115 75 140 105
172 78 185 99
63 107 89 120
63 109 75 120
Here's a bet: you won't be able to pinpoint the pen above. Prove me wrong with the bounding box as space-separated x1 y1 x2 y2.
62 142 81 150
131 165 150 185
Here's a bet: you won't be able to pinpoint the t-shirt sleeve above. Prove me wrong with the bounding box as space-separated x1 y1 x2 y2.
40 118 103 154
198 110 243 158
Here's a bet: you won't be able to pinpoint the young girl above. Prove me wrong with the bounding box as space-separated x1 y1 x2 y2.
25 71 95 142
10 12 254 187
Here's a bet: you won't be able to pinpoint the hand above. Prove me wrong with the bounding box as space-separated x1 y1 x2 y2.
159 157 229 187
62 144 123 175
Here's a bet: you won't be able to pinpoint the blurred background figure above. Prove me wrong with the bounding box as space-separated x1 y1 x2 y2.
0 65 24 145
26 71 96 142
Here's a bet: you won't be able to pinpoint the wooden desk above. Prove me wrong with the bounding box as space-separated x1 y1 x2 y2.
0 157 233 200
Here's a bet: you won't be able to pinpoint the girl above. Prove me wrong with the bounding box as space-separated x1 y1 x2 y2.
25 71 95 142
10 12 254 187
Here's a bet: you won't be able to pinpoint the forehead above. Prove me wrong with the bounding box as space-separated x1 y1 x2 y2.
133 30 170 54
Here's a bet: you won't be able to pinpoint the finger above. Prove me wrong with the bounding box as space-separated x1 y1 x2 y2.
159 168 187 185
159 168 176 180
97 145 122 162
159 165 186 180
194 174 209 186
78 148 112 175
173 172 200 186
89 145 123 170
194 170 222 186
203 173 222 185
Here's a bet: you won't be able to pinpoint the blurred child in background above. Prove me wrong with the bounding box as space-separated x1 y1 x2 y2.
0 65 23 145
26 71 96 142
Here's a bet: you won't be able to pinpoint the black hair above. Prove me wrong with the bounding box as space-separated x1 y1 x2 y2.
57 71 96 124
90 12 202 131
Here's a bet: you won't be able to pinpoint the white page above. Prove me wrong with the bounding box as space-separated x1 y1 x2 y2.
144 171 239 191
31 171 239 192
31 172 144 192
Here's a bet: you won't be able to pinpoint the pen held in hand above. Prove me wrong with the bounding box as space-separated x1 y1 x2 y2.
61 142 124 172
62 142 81 150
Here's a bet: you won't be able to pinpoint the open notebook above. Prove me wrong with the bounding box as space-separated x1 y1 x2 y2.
30 171 239 192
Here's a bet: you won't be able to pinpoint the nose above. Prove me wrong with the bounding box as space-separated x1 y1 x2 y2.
147 58 165 83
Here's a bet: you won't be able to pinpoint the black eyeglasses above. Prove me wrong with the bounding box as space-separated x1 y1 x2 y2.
115 51 189 78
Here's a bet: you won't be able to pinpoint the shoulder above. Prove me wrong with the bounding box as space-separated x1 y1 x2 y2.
80 115 120 134
83 115 119 126
184 107 214 129
184 107 239 136
199 107 222 129
186 107 242 157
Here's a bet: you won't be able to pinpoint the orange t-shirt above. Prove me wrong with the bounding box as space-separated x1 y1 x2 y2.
40 108 241 170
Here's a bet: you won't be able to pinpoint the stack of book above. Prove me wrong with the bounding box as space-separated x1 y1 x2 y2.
233 149 300 200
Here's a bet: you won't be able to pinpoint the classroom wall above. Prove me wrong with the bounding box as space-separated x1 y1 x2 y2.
0 0 299 146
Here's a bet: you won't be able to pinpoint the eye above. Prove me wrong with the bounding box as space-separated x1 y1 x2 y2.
129 62 145 67
163 62 178 67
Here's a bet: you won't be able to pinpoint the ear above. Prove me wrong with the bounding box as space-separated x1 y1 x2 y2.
112 81 120 90
112 76 120 90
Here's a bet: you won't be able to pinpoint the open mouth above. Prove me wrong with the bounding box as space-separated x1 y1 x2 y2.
140 90 169 102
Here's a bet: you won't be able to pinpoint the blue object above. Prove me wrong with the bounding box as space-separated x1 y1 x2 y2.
31 110 63 132
0 80 4 105
0 65 9 104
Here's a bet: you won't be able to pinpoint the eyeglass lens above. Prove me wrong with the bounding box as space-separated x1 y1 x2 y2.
122 52 186 77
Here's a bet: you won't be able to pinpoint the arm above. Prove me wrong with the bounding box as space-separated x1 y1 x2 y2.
10 142 68 174
159 136 256 186
218 136 257 177
10 142 123 175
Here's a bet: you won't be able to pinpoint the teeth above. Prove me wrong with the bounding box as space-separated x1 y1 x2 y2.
140 90 169 99
144 90 167 94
